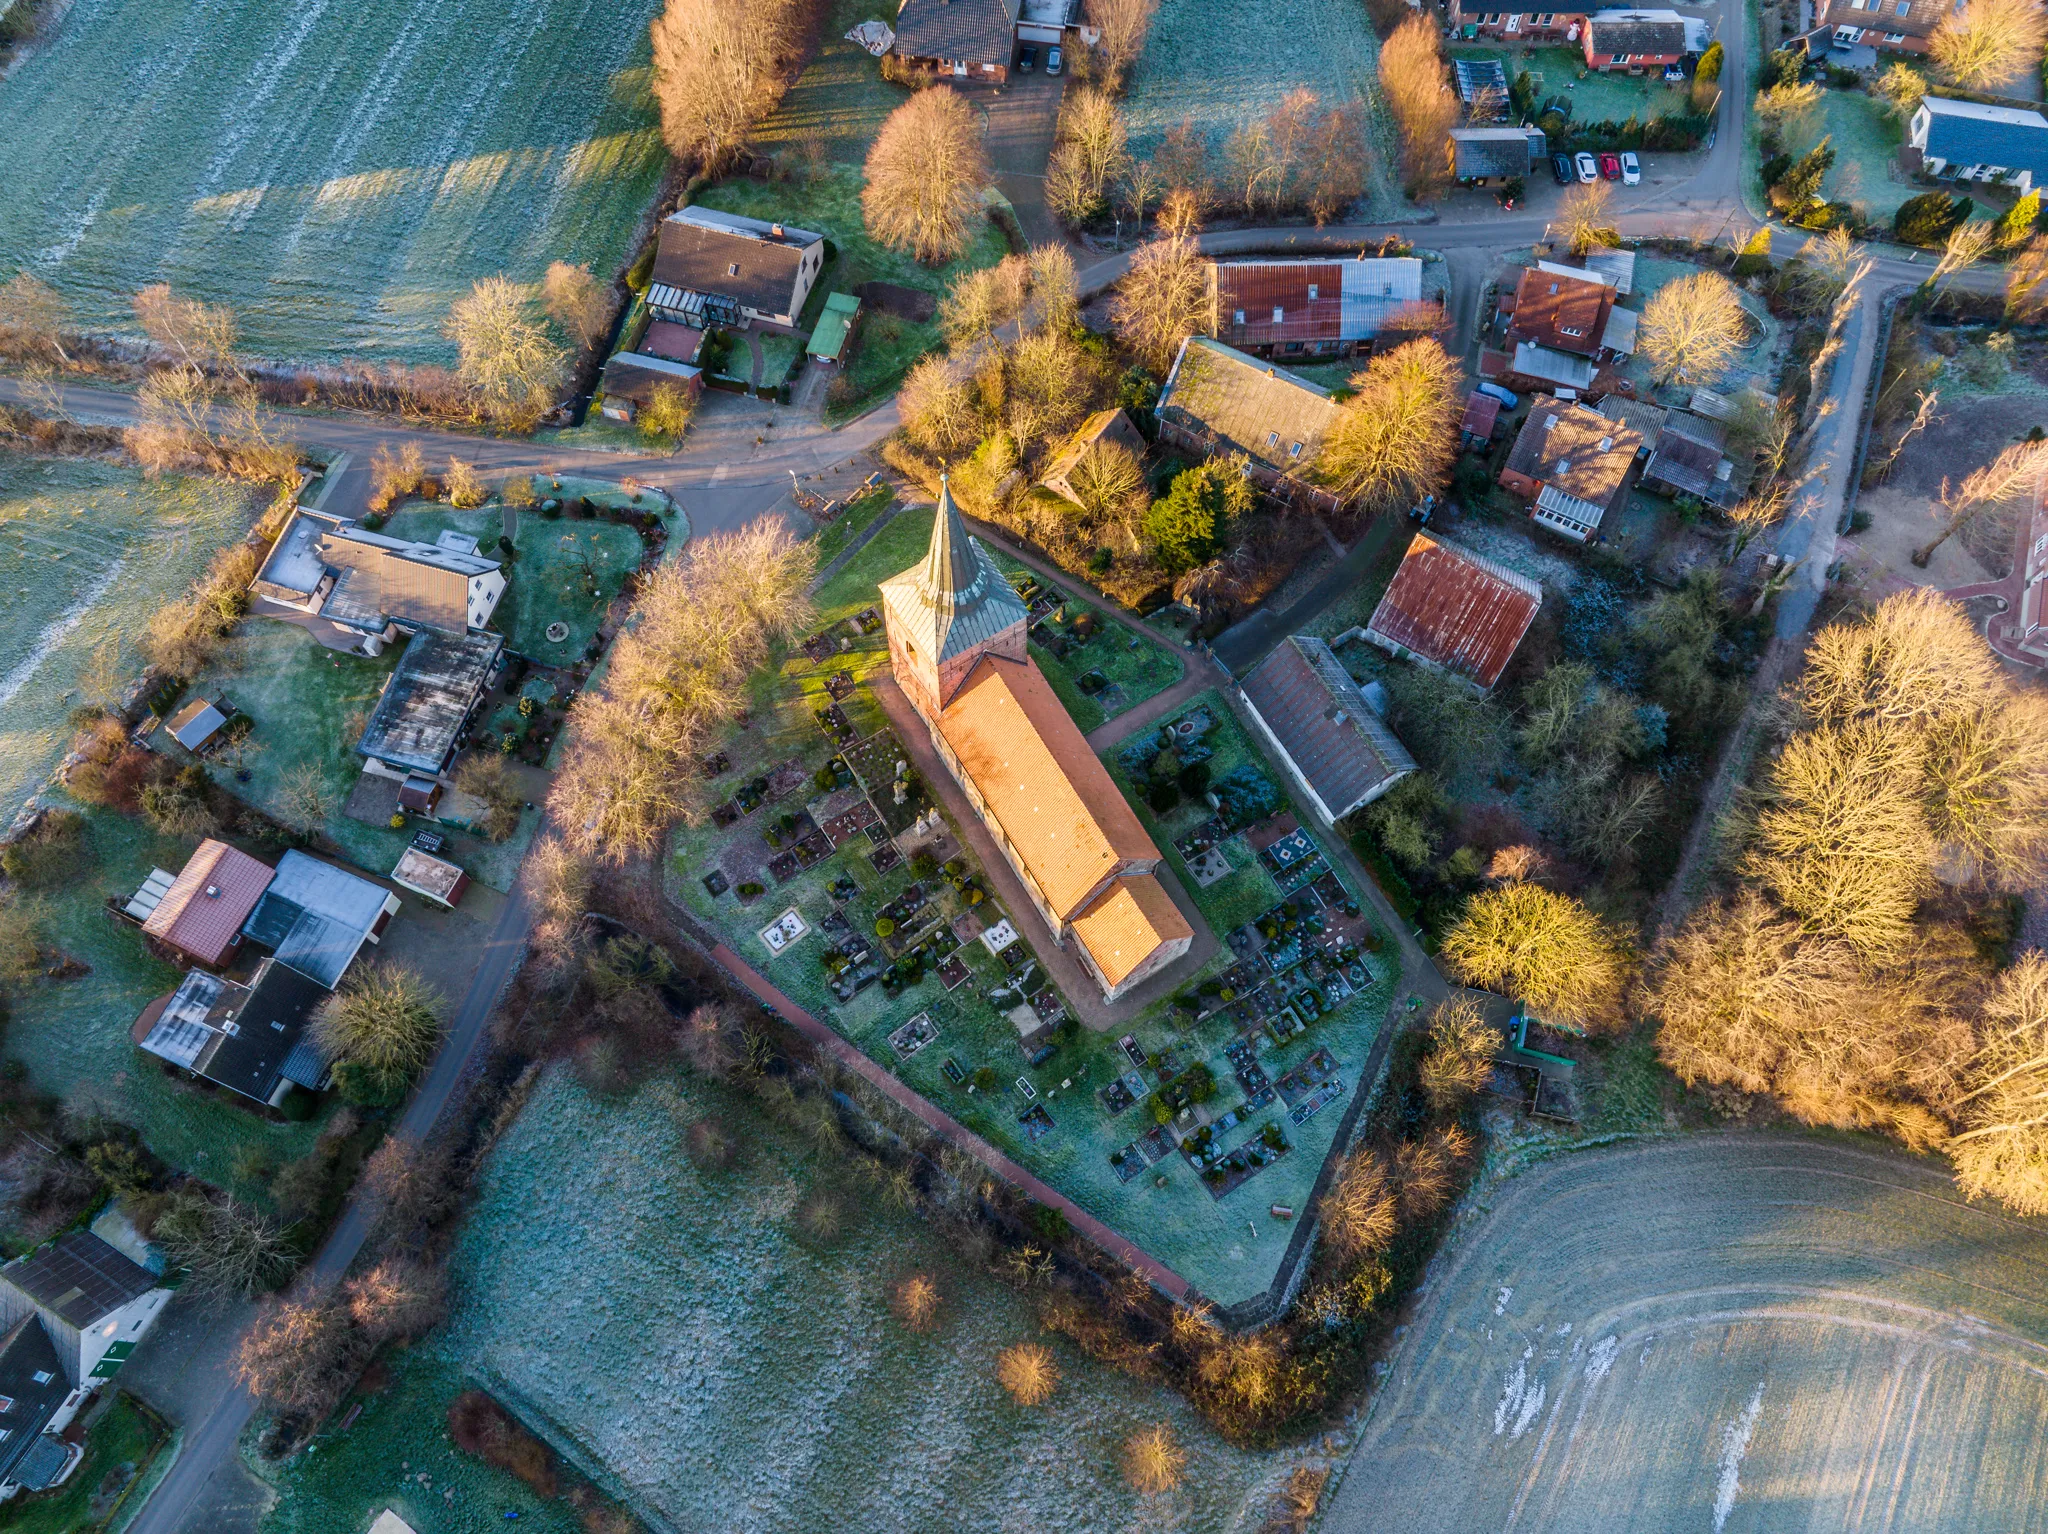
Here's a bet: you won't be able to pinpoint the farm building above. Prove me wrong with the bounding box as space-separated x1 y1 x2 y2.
1040 408 1146 507
1363 533 1543 692
240 848 401 990
1239 637 1416 824
0 1230 171 1436
163 695 234 754
131 957 333 1107
1582 9 1691 69
355 629 504 785
807 292 862 365
252 509 505 656
128 837 274 969
1156 338 1342 511
1906 98 2048 193
1450 127 1549 184
1818 0 1945 57
1448 0 1585 43
880 481 1194 1001
598 351 704 423
1204 257 1428 358
391 845 470 908
1500 396 1643 542
647 207 826 330
1642 412 1735 503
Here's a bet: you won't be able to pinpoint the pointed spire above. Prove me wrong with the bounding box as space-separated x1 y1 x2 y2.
918 475 983 614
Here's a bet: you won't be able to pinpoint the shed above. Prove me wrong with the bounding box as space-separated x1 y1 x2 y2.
164 696 232 753
1239 637 1417 823
392 846 470 908
599 352 704 423
1364 533 1543 692
1460 391 1501 446
1449 127 1547 182
807 292 862 363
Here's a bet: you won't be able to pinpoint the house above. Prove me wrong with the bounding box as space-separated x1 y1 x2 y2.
647 207 827 331
597 352 703 424
1040 408 1146 507
890 0 1021 81
1205 257 1428 358
127 838 274 969
131 957 332 1106
390 846 470 908
1450 126 1549 184
251 510 505 656
807 292 862 365
1596 395 1669 454
1448 1 1586 44
1460 391 1502 448
1643 412 1735 501
1155 337 1342 511
1819 0 1946 57
0 1231 170 1425
1239 637 1417 824
641 320 706 366
355 629 504 787
880 483 1194 1001
1363 533 1544 692
0 1316 76 1494
1500 396 1643 542
163 696 233 754
239 849 401 989
1583 8 1690 69
1504 264 1621 358
1908 97 2048 194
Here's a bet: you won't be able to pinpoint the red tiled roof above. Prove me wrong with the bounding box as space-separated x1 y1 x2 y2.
1508 267 1614 357
1070 874 1192 991
141 839 273 966
1461 392 1501 439
1365 533 1544 691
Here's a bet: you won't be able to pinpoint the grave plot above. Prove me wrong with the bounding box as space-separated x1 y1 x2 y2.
1018 1103 1056 1142
888 1012 940 1059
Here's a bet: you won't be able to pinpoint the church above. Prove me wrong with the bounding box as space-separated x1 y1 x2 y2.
880 483 1194 1003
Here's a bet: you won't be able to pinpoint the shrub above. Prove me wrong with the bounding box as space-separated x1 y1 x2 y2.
1895 191 1974 246
996 1342 1060 1405
1147 781 1181 814
502 474 537 508
1177 761 1210 797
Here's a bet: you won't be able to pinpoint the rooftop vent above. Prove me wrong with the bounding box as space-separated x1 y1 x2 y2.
205 885 219 898
771 223 785 238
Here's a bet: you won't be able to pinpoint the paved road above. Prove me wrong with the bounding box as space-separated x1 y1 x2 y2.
1324 1134 2048 1533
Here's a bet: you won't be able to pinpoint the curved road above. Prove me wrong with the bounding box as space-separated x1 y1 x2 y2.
1325 1135 2048 1533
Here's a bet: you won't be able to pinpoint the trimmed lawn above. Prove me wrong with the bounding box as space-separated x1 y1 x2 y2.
747 0 912 165
1802 86 1908 218
0 1392 166 1534
811 487 897 570
1520 47 1692 123
759 331 805 389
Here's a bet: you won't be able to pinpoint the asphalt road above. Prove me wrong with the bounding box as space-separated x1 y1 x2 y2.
1324 1135 2048 1533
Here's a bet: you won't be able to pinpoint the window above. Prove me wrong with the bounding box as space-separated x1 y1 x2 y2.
1307 283 1319 300
28 1374 46 1386
1266 431 1280 447
1272 306 1285 323
1233 308 1246 325
0 1396 12 1413
1885 29 1906 39
1288 442 1304 458
1896 1 1909 15
727 262 739 276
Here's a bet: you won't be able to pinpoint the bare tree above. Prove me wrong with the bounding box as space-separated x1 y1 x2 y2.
154 1191 298 1299
1554 180 1618 256
1381 15 1458 196
1930 0 2048 89
1320 1146 1398 1257
234 1298 359 1416
2006 233 2048 322
639 380 697 443
313 963 445 1078
1753 80 1823 137
863 88 991 264
1049 89 1131 225
1868 388 1939 487
1931 219 1997 301
1303 102 1368 226
1950 954 2048 1214
453 752 523 840
1065 438 1147 529
367 440 426 513
0 273 69 361
133 283 236 368
938 256 1030 346
0 890 45 984
542 260 611 349
1027 244 1079 334
1109 233 1207 372
1121 1424 1188 1494
1873 61 1929 120
1316 338 1461 513
1439 879 1631 1031
445 277 567 432
1914 437 2048 566
274 762 333 837
1416 996 1498 1112
345 1256 448 1346
1639 270 1749 388
1089 0 1160 87
898 354 981 456
649 0 804 170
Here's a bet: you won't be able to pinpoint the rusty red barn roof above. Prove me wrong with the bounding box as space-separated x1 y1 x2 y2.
1364 533 1544 692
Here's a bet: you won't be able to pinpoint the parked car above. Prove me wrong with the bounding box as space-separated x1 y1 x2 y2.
1019 43 1037 71
1662 63 1686 82
1475 381 1520 409
1575 152 1598 183
1046 45 1063 74
1599 153 1622 181
1621 151 1641 185
1551 153 1575 185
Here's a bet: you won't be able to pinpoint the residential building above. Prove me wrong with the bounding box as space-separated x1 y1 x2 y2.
1500 396 1643 542
1156 337 1343 511
1642 412 1735 502
889 0 1088 80
807 292 863 366
647 207 827 331
1596 394 1669 455
1363 533 1543 692
880 484 1193 1001
1040 408 1146 508
1907 97 2048 193
354 629 504 789
0 1231 170 1411
597 352 703 424
1583 8 1690 69
1450 126 1550 184
252 510 504 656
1504 264 1622 358
131 957 332 1106
239 849 401 990
1449 1 1586 44
1819 0 1945 57
0 1316 75 1494
127 838 274 969
1239 637 1417 824
1205 257 1428 358
1583 246 1637 295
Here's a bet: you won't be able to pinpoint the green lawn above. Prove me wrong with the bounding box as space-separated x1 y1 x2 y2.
759 331 805 389
747 0 912 166
1522 46 1692 123
1804 86 1908 217
0 1392 166 1534
811 487 897 571
691 166 1010 420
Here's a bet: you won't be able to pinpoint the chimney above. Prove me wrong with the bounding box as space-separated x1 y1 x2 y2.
205 885 220 898
771 222 785 239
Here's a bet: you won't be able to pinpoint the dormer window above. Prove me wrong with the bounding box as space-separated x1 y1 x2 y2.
727 262 740 276
1307 284 1319 300
1272 306 1285 323
1561 325 1584 337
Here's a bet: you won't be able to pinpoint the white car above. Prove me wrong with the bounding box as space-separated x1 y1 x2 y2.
1575 152 1598 184
1621 151 1641 186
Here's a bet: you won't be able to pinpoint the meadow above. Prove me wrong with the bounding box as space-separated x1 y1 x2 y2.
0 0 667 363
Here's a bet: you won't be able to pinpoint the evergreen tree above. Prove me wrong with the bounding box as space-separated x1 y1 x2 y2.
1142 460 1250 574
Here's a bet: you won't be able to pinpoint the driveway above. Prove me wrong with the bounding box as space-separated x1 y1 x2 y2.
960 70 1068 250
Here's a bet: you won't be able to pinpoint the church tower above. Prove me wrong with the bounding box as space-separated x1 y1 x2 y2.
878 479 1029 724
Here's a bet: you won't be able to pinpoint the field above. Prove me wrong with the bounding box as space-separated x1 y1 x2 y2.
0 0 667 363
260 1065 1319 1534
1324 1135 2048 1532
0 452 258 825
1122 0 1406 220
748 0 910 165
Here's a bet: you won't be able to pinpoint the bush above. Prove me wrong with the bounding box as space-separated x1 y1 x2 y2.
1177 761 1211 797
1147 781 1181 814
1895 191 1974 246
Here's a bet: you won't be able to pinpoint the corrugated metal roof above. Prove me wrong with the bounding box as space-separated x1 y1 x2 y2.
1241 637 1417 820
1364 534 1542 691
166 697 228 751
1601 306 1638 355
1509 342 1595 390
1583 247 1636 295
138 969 233 1069
246 851 395 989
1598 396 1668 452
1208 259 1423 348
1157 337 1340 475
1461 391 1501 439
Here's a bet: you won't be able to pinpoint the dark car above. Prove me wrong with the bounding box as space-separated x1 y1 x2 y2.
1551 153 1574 185
1019 43 1037 71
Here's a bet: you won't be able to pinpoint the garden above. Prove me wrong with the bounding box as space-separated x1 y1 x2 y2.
0 1390 167 1534
0 0 666 363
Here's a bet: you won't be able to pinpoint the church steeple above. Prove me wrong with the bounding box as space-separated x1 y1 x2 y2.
916 476 985 616
877 477 1031 719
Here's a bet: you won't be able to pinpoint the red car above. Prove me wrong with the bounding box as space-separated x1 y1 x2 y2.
1599 153 1623 181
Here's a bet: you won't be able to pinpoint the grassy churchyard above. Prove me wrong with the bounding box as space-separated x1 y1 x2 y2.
666 505 1395 1302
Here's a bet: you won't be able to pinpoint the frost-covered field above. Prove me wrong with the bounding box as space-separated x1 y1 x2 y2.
0 0 665 364
409 1067 1314 1534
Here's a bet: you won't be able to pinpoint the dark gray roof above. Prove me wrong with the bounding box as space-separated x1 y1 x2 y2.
197 959 329 1104
165 698 228 751
650 208 822 319
1919 98 2048 179
2 1233 155 1330
600 351 702 404
356 629 502 776
893 0 1019 63
1588 13 1687 53
1240 638 1417 822
0 1318 67 1487
1451 128 1546 180
243 850 393 989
